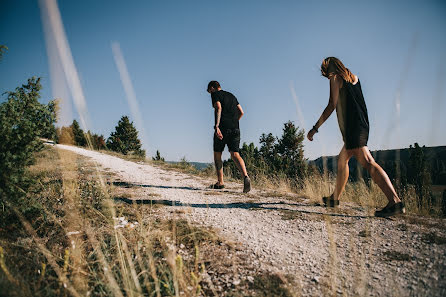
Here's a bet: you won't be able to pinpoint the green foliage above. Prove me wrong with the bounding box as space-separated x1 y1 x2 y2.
107 116 145 157
153 150 165 162
70 119 86 146
87 130 106 150
224 121 307 183
56 126 74 144
0 77 58 202
408 143 434 209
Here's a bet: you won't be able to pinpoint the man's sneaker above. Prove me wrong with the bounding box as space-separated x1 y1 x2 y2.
243 176 251 193
375 202 406 217
322 195 339 208
210 183 225 189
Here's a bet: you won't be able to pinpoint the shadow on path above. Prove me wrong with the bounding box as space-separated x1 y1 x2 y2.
109 181 201 191
113 197 371 219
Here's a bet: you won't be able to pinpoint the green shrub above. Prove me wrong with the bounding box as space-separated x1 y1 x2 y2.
0 77 58 204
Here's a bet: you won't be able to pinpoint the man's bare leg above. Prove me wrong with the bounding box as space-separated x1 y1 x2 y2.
230 151 248 177
214 151 224 186
230 151 251 192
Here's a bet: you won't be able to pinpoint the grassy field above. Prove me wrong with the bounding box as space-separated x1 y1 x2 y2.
0 147 294 297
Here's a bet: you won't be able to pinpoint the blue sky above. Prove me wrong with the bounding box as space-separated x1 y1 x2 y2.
1 0 445 162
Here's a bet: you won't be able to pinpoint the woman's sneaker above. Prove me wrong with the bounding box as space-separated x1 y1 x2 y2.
243 176 251 193
374 202 405 217
210 183 225 189
322 195 340 207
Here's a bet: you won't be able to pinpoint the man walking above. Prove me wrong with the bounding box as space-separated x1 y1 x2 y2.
207 81 251 193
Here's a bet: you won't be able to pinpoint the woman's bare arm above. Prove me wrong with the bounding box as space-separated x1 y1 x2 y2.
307 75 342 141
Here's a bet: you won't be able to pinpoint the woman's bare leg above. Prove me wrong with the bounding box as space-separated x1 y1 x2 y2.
333 146 353 200
352 147 401 205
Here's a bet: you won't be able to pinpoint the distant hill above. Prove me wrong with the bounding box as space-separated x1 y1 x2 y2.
167 161 211 171
309 146 446 185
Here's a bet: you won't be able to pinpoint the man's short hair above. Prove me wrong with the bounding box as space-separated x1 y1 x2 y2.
207 81 220 92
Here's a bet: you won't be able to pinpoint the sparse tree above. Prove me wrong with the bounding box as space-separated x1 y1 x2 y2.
408 143 434 210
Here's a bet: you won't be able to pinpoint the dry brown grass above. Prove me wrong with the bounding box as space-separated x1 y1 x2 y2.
0 147 294 297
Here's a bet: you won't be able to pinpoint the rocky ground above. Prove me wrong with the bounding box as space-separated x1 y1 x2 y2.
57 144 446 297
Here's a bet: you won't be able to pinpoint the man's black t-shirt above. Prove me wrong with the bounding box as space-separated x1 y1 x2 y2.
211 90 240 130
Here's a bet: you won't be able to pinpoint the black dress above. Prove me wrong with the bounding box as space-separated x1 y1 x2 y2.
335 79 369 149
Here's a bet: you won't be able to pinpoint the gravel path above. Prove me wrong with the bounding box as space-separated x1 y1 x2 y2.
57 144 446 296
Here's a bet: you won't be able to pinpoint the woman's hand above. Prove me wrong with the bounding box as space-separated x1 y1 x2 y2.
307 128 316 141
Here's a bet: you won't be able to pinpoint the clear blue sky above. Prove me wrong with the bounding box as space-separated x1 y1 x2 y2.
1 0 445 162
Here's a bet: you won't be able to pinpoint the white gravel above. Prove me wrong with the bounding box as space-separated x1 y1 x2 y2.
57 144 446 297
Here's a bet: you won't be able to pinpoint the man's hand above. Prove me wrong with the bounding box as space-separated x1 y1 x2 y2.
307 128 316 141
215 127 223 140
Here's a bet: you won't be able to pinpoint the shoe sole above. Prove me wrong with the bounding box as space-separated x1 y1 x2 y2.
323 203 339 208
375 207 406 218
322 197 339 208
243 179 251 193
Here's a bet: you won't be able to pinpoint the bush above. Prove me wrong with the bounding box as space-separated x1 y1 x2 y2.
0 77 58 204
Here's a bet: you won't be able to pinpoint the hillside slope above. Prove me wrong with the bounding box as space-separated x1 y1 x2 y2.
57 144 446 296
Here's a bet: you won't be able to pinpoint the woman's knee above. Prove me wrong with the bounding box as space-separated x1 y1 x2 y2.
361 157 376 172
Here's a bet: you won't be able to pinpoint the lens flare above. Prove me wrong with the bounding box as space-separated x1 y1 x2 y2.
289 80 305 129
39 0 90 132
111 42 149 151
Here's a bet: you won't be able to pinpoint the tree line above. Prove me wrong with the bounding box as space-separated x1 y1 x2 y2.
56 116 145 157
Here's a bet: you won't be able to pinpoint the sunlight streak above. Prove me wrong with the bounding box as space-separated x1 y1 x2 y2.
289 80 305 129
111 42 149 150
430 56 446 144
381 34 418 149
39 0 90 132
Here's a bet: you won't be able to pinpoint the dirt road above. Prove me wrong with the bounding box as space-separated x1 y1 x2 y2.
57 144 446 296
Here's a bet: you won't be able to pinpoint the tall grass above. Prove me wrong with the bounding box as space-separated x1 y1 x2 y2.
0 148 213 296
220 159 444 216
0 147 295 296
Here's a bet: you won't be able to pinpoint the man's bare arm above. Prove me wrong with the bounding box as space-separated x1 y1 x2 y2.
237 104 244 121
214 101 223 140
214 101 222 128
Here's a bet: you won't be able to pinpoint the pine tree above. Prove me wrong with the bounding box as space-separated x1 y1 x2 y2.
152 150 165 162
276 121 307 179
107 116 145 157
71 120 86 146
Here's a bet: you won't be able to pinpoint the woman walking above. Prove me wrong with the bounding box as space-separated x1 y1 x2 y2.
307 57 405 217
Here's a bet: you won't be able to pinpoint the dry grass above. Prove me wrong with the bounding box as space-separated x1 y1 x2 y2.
0 147 295 297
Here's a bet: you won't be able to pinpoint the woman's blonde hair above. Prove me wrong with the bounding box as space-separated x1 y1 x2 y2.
320 57 355 83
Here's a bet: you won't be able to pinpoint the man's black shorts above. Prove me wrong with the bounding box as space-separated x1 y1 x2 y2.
213 128 240 153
